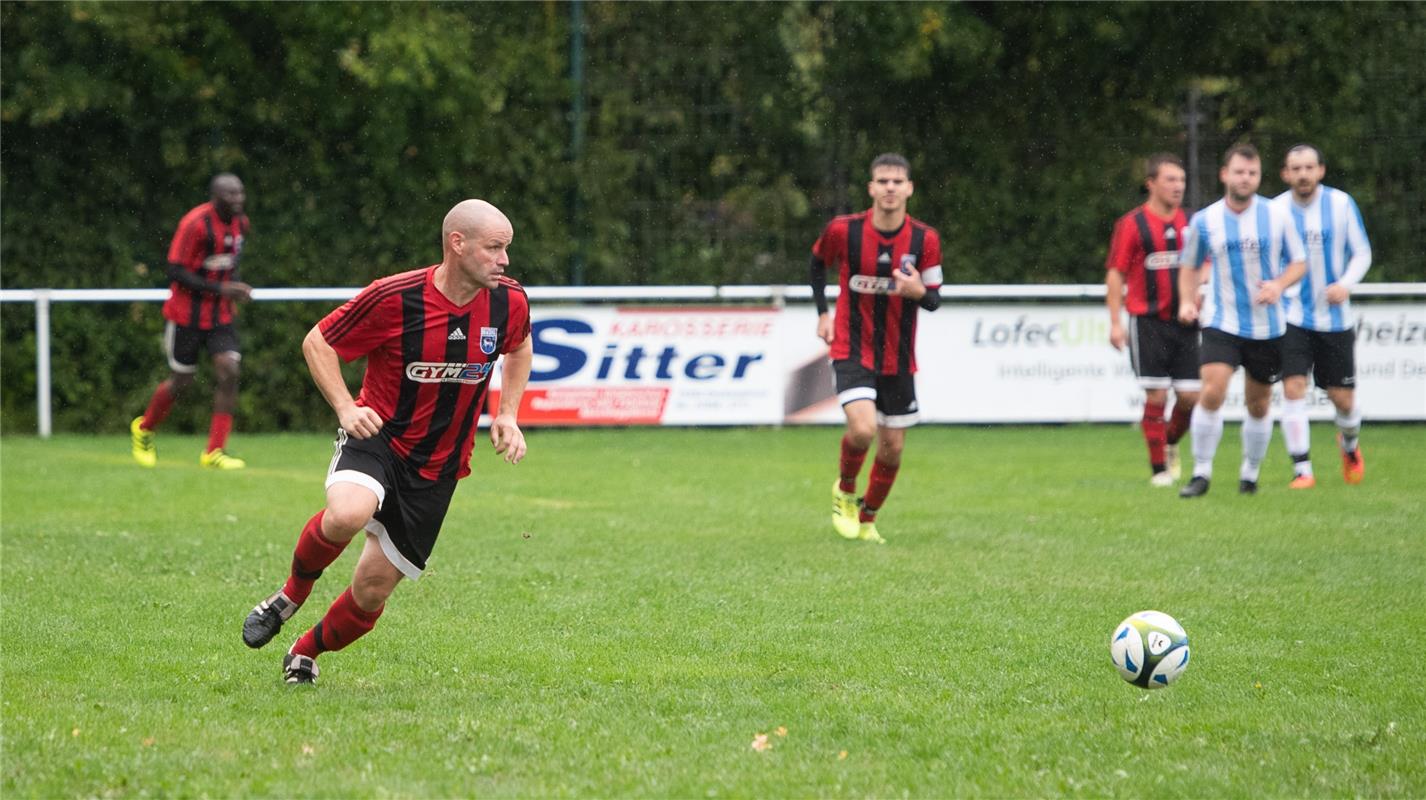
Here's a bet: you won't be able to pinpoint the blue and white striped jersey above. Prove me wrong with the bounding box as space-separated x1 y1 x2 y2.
1272 186 1372 332
1180 195 1307 340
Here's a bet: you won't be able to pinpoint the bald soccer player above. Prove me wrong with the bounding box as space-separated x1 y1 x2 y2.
241 199 534 686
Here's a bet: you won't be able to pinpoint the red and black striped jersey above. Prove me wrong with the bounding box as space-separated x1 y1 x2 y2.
318 266 531 481
813 211 943 375
1106 204 1189 321
162 201 250 330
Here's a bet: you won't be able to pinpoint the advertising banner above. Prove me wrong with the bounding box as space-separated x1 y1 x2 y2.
493 302 1425 425
490 307 784 425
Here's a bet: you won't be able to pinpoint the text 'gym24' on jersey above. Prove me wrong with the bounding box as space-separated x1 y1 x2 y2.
1106 204 1190 321
1273 186 1372 333
318 266 531 481
813 211 944 376
162 201 249 330
1180 195 1306 341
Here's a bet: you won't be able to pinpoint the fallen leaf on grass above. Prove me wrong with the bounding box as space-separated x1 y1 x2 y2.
751 733 771 752
838 750 848 760
142 738 155 747
774 726 787 737
301 743 316 756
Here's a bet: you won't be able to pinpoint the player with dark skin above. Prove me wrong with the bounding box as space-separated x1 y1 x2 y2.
159 174 253 417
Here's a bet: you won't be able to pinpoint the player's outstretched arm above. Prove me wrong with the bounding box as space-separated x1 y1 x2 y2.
491 337 532 464
303 325 382 439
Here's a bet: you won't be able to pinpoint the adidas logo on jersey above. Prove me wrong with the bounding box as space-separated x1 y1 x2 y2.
448 327 467 341
877 252 892 265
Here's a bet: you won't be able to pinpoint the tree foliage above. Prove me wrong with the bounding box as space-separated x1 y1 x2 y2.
3 1 1422 431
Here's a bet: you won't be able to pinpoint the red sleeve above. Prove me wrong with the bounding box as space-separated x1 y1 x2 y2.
1105 216 1137 274
502 287 531 354
318 281 398 362
922 229 943 287
166 214 203 269
811 219 845 264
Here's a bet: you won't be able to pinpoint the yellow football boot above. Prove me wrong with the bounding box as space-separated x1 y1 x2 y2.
200 448 247 470
130 416 157 468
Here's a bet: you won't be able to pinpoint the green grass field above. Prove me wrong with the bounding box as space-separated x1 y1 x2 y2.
2 425 1423 797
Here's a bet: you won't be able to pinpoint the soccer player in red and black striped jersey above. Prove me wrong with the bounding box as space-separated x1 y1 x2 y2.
241 199 533 686
130 173 254 470
1105 153 1201 487
811 153 944 544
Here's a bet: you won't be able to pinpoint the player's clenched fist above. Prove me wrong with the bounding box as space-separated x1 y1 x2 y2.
338 405 384 439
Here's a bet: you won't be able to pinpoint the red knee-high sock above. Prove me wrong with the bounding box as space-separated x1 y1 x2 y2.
839 435 869 493
290 587 383 659
859 460 900 522
282 511 350 606
1166 403 1192 445
206 412 233 452
141 382 177 430
1142 401 1167 471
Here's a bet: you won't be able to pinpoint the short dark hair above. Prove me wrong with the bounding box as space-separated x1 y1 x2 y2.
1284 143 1324 166
870 153 911 178
1145 153 1184 180
1221 143 1260 167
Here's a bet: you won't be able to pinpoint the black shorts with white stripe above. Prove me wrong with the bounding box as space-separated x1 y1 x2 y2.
1128 315 1200 391
832 359 919 429
325 429 457 580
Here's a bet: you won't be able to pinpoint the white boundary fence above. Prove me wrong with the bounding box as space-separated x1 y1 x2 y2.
3 283 1424 436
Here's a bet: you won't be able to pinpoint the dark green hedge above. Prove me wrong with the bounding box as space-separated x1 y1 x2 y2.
4 2 1423 432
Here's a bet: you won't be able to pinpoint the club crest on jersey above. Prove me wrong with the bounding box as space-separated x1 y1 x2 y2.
479 326 498 355
405 361 495 384
849 274 895 295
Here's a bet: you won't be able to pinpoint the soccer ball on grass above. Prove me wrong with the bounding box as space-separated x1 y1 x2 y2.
1110 610 1190 689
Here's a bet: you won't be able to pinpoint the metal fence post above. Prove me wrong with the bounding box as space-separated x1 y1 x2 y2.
35 290 52 438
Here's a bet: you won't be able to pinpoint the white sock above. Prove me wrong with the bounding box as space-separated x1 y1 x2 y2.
1191 405 1223 479
1240 412 1274 482
1281 397 1313 477
1336 404 1362 453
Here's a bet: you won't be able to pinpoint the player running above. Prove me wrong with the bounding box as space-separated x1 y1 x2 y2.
131 173 253 469
1273 144 1372 488
811 153 944 544
1177 144 1307 498
1105 153 1200 487
241 199 532 686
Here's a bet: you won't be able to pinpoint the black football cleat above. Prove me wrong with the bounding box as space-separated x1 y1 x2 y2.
283 652 318 686
1178 476 1211 498
244 591 299 649
1238 479 1258 495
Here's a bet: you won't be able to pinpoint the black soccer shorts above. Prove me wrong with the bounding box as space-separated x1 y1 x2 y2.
1128 315 1202 392
325 429 457 580
1283 324 1357 389
1200 327 1284 385
832 359 919 428
164 322 240 374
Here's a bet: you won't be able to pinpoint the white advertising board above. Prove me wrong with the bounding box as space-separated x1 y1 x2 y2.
496 303 1425 425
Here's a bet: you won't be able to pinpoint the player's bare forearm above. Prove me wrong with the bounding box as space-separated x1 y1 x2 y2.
490 339 532 464
304 326 382 437
498 338 533 418
1177 266 1202 324
1105 270 1126 348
